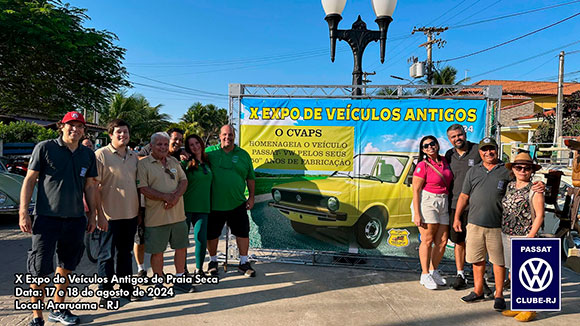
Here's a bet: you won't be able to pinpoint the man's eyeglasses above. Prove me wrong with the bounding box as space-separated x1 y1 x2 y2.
164 168 175 180
513 165 532 172
479 147 496 152
422 141 437 149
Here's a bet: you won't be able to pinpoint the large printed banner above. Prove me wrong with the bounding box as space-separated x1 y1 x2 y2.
241 98 488 255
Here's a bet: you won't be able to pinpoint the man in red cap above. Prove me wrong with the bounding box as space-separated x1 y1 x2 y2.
19 111 98 326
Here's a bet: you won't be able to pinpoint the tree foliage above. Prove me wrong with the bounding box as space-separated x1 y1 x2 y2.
416 65 468 95
532 90 580 143
177 102 228 145
100 92 171 145
0 0 129 117
376 87 412 96
0 121 58 143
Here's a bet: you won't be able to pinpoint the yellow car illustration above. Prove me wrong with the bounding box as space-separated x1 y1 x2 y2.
269 152 417 249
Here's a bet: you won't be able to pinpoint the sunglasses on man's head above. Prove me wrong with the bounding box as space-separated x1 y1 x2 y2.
422 141 437 149
513 165 532 172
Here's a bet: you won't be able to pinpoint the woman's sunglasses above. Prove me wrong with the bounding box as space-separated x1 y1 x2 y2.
422 141 437 149
513 165 532 172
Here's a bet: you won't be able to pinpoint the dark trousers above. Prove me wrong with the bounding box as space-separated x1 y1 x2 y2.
97 217 138 291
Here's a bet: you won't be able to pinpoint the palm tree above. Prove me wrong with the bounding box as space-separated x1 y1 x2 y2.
179 102 228 145
101 92 171 144
417 65 468 95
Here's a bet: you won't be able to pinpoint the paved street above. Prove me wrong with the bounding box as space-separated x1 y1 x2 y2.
1 218 579 326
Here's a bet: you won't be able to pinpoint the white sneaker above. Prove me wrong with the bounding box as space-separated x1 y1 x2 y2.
420 273 438 290
430 270 447 286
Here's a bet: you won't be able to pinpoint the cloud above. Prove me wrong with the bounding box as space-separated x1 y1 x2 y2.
394 138 420 149
437 136 452 153
363 142 381 153
382 134 394 142
392 136 452 153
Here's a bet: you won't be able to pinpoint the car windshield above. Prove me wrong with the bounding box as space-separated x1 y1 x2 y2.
333 155 409 183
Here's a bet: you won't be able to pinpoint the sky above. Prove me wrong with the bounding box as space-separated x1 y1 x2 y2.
68 0 580 122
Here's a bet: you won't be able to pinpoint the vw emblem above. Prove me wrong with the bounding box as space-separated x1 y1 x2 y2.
296 194 302 202
519 258 553 292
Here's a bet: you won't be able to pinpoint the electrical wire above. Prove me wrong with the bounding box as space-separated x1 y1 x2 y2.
469 40 580 80
445 0 482 27
130 82 227 101
424 0 468 26
131 74 228 97
439 12 580 63
449 0 580 29
452 0 503 27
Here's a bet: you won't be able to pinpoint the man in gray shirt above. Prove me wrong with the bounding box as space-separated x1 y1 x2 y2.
19 111 98 326
453 137 508 312
445 124 482 290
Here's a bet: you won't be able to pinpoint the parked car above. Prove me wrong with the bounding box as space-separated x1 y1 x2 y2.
3 155 30 177
270 152 416 249
0 158 35 216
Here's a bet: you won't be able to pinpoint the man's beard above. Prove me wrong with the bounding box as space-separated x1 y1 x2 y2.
454 140 465 149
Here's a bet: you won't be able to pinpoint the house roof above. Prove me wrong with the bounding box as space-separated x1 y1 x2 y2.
501 100 534 110
513 109 555 121
473 80 580 96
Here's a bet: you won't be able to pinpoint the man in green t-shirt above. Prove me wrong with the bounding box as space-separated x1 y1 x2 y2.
206 125 256 277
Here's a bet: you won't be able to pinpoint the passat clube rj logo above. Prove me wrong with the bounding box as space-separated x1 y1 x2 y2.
511 238 560 311
519 258 553 292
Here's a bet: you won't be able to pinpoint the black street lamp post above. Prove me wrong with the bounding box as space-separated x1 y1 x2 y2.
322 0 397 95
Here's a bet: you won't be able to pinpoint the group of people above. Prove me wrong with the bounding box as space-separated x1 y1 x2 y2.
18 111 256 326
412 124 544 322
17 111 548 325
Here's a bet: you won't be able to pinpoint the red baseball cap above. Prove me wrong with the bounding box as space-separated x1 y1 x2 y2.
61 111 86 125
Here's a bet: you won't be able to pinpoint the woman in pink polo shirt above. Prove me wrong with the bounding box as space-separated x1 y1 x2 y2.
412 135 453 290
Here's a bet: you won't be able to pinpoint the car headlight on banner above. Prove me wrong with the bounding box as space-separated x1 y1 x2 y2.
327 196 339 211
0 192 7 205
273 189 282 203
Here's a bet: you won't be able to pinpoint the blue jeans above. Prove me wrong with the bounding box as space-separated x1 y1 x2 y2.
97 217 138 290
185 212 208 270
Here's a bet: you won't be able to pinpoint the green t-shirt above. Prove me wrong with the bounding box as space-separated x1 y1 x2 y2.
206 144 255 211
181 160 213 213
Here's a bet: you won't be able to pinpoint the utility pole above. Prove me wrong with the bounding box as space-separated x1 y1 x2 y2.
362 71 376 94
554 51 565 146
412 27 448 85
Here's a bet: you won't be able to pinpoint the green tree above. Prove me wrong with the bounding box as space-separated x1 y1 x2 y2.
0 0 129 117
0 121 58 143
532 90 580 143
376 87 412 96
179 102 228 145
100 92 171 145
417 65 468 94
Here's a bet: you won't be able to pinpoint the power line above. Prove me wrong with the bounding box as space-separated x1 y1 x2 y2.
445 0 482 26
131 74 229 97
469 40 580 80
439 12 580 63
130 82 227 101
452 0 503 27
425 0 468 26
449 0 580 29
516 56 559 79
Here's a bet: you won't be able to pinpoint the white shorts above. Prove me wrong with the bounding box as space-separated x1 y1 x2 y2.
418 190 449 225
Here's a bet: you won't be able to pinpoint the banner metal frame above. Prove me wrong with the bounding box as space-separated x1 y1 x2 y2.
229 83 502 271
